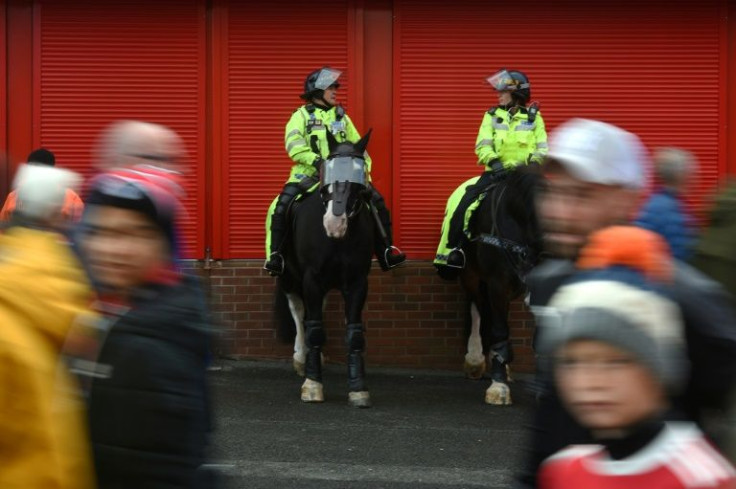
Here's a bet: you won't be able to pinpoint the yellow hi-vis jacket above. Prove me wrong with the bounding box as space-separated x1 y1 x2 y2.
284 104 372 183
475 106 548 170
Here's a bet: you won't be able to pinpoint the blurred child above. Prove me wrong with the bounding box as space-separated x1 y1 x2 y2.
75 168 214 488
538 226 735 489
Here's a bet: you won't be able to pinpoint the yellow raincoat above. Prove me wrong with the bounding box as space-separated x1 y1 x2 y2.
0 226 95 489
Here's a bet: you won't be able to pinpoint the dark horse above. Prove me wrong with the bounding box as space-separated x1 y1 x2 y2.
458 167 542 405
275 130 375 408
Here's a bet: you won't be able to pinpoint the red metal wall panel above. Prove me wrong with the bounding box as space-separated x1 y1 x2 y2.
34 0 206 258
362 1 394 209
0 0 7 194
394 0 725 258
218 1 352 258
728 0 736 176
6 0 33 186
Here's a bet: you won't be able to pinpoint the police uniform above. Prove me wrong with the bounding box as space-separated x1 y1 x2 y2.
264 67 405 275
434 104 547 268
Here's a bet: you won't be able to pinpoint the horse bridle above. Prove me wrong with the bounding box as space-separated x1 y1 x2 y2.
320 181 365 219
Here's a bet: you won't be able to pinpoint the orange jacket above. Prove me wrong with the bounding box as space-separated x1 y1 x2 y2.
1 188 84 222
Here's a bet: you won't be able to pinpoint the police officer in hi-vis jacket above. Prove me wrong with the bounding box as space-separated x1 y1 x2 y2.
264 67 405 275
435 69 548 272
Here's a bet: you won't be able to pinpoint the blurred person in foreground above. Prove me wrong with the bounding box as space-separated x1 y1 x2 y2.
0 164 95 488
75 168 214 488
95 120 185 171
690 179 736 302
515 119 736 487
537 226 735 489
1 148 84 222
635 147 697 261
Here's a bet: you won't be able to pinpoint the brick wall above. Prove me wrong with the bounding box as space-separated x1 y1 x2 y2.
184 260 537 374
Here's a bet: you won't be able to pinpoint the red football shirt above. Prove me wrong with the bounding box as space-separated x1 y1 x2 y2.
540 423 736 489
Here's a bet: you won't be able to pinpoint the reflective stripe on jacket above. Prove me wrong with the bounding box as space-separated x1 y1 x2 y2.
284 104 372 183
475 106 548 170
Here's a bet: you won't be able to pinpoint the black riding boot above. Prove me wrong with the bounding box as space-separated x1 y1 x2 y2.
445 171 498 269
264 183 302 276
264 213 286 275
369 187 406 271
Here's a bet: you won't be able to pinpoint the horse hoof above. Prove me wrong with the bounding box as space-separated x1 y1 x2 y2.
485 381 512 406
348 391 372 408
293 360 305 377
301 379 324 403
463 359 486 380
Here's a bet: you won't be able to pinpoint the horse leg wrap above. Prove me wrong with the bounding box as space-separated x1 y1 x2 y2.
346 323 366 392
305 320 325 382
306 320 326 348
346 323 365 352
490 341 511 383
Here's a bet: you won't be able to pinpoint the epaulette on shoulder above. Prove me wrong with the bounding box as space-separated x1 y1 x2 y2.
487 106 499 116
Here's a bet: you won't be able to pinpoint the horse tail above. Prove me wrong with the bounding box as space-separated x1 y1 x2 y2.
274 278 297 344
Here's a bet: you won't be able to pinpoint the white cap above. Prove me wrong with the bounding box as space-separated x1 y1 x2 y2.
13 164 81 220
547 118 648 189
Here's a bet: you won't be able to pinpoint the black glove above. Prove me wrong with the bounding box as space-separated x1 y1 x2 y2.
488 159 505 175
312 157 324 171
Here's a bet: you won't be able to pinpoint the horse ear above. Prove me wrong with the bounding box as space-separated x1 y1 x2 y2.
325 129 339 154
354 129 372 155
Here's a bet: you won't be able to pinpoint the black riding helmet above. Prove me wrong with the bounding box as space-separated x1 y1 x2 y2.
300 67 342 101
486 69 531 105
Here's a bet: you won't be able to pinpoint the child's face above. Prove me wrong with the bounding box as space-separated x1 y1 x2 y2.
81 205 170 293
555 340 666 436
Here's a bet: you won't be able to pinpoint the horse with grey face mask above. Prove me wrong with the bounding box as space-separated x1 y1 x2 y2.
274 130 375 407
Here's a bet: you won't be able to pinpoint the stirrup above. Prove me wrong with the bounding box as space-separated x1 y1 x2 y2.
263 252 284 276
383 246 406 269
446 248 466 269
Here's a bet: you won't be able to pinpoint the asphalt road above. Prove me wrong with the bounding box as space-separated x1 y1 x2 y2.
209 359 535 488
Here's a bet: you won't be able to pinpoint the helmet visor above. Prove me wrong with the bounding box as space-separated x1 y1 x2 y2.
314 68 342 90
486 70 516 91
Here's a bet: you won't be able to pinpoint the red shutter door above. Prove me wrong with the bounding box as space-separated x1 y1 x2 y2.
36 0 206 258
394 0 725 258
216 1 354 258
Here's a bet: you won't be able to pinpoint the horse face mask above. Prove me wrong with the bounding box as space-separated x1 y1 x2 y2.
320 130 372 217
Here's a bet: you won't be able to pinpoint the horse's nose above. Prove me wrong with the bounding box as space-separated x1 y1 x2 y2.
323 201 348 238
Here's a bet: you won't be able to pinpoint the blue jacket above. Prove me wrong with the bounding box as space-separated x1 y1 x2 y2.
635 189 696 261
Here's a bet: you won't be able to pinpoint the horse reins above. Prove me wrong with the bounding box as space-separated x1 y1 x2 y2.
471 180 535 282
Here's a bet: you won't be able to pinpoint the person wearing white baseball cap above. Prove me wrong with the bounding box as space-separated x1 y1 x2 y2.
513 119 736 488
537 118 648 260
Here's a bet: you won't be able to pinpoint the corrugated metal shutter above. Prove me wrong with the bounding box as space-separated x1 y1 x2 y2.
36 0 206 258
394 0 725 258
219 1 352 258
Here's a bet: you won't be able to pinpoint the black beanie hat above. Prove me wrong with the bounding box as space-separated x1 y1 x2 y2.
85 175 176 251
27 148 56 167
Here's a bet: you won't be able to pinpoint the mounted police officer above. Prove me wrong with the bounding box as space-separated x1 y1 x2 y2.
435 69 548 273
264 67 405 275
